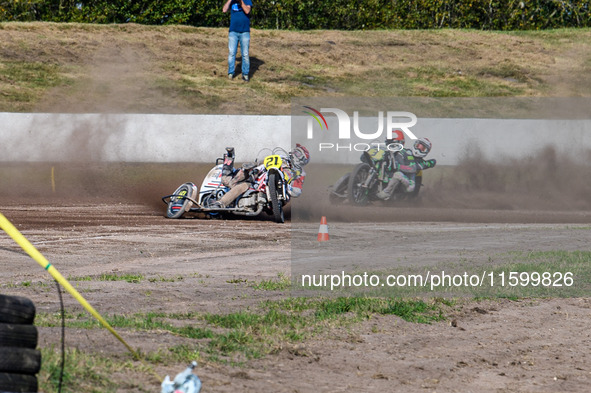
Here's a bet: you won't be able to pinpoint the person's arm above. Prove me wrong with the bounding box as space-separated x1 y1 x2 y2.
239 0 251 14
416 158 436 170
291 174 305 198
222 0 232 13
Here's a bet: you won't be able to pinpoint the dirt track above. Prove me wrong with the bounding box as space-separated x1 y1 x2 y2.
2 21 591 392
1 199 590 392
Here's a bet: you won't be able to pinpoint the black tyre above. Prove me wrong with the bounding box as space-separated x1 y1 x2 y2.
166 183 195 219
0 295 35 324
347 163 372 205
0 372 38 393
329 173 350 205
0 348 41 374
268 172 285 223
0 323 38 349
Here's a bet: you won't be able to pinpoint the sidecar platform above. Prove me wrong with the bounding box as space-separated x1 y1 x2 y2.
162 194 259 216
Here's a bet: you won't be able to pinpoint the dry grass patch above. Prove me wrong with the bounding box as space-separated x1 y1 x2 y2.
0 23 590 113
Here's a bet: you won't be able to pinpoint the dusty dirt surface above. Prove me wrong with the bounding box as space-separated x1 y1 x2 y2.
1 197 590 392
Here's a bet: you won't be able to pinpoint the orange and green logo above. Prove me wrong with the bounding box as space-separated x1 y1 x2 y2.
303 106 328 130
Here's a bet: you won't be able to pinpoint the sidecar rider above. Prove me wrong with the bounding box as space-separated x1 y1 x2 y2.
366 130 406 169
211 144 310 208
376 137 436 200
386 130 406 150
211 147 257 208
287 143 310 198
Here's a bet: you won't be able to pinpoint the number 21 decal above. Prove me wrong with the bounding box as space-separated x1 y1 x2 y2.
264 155 282 169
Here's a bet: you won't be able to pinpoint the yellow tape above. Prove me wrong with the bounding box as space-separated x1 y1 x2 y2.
0 213 165 383
0 213 144 360
51 166 56 193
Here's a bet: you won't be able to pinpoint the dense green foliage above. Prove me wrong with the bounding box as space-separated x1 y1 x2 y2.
1 0 589 29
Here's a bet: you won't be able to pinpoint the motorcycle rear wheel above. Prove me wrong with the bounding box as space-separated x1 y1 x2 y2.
329 173 350 205
348 163 372 205
409 174 422 199
268 172 285 223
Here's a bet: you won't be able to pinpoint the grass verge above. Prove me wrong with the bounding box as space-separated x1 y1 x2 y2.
36 296 448 387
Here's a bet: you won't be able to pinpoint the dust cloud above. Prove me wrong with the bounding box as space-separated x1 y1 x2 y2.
2 145 590 223
292 145 591 224
0 162 209 213
0 40 196 214
430 145 591 211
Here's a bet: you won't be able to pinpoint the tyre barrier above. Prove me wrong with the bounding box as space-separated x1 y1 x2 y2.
0 294 40 393
0 295 35 325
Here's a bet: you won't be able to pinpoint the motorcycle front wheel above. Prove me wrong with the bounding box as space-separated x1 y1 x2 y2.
348 163 372 205
166 183 195 219
268 172 285 223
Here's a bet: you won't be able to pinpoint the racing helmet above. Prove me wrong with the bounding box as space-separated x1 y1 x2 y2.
291 144 310 167
413 137 432 158
385 130 405 147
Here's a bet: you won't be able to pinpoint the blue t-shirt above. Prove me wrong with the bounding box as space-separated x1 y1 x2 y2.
229 0 252 33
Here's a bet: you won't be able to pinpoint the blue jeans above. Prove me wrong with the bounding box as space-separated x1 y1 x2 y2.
228 31 250 77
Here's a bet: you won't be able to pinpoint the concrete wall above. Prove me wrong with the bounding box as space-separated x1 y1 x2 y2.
0 113 291 163
1 113 590 165
423 118 591 165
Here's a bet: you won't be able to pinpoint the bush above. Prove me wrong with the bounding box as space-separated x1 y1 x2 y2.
1 0 590 29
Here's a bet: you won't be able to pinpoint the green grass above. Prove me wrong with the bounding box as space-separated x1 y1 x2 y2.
0 61 63 88
483 250 591 298
36 296 447 367
40 347 121 393
31 290 544 392
497 28 591 44
334 66 528 97
0 60 70 111
69 273 144 283
251 273 291 291
1 280 51 289
148 275 184 283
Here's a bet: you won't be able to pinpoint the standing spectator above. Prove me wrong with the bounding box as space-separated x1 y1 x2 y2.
223 0 253 82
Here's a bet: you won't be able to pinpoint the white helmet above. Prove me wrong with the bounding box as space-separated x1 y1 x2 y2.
291 144 310 168
413 137 432 158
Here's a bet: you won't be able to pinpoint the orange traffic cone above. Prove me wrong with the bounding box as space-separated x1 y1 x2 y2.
317 216 329 242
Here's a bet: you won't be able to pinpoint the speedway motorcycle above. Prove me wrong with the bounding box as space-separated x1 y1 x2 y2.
329 143 422 205
162 148 293 223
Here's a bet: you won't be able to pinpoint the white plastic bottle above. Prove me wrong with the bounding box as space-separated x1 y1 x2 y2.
161 361 202 393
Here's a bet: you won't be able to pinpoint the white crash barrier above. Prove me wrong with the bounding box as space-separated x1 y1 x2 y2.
1 113 590 165
0 113 290 163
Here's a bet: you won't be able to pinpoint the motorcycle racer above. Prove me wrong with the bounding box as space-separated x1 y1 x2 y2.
385 130 406 150
376 137 436 200
365 130 406 172
287 143 310 198
212 144 309 208
212 147 257 208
